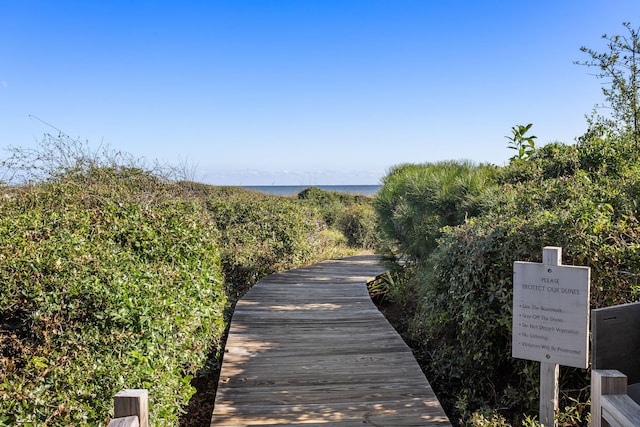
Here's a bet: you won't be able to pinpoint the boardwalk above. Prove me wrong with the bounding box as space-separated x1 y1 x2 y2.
210 255 451 426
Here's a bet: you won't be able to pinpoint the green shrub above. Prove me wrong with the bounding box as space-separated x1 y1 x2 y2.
336 203 379 249
205 188 326 296
0 170 226 426
0 135 373 426
296 186 378 251
405 134 640 424
498 142 581 184
296 186 372 226
297 187 346 226
313 229 350 258
375 161 498 263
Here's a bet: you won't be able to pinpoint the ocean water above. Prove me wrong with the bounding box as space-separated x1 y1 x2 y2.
243 185 381 196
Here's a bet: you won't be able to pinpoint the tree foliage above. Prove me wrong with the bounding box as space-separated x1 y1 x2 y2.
576 22 640 145
506 123 537 161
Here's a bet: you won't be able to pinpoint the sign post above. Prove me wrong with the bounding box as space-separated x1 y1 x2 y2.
512 247 590 427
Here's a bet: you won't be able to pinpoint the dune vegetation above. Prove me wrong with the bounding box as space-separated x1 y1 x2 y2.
3 22 640 427
372 23 640 426
0 136 377 427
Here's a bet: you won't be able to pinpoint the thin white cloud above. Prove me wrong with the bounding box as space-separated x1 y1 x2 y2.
1 81 7 89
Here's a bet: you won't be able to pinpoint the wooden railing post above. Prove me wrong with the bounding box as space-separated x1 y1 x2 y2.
592 370 627 427
113 389 148 427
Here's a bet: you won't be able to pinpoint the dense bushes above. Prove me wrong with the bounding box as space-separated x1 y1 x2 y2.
336 203 378 249
0 158 374 426
0 170 227 426
373 161 499 310
375 161 499 263
204 186 326 296
297 186 379 251
375 137 640 425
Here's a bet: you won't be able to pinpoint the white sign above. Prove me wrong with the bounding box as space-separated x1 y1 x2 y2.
512 260 590 369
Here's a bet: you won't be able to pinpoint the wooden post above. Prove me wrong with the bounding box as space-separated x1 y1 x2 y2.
114 389 148 427
591 370 627 427
540 247 561 427
108 416 139 427
540 362 559 427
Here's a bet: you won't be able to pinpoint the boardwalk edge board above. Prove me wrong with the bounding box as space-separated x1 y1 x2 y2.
211 255 452 426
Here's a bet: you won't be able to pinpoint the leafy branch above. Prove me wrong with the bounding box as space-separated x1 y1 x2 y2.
506 123 537 161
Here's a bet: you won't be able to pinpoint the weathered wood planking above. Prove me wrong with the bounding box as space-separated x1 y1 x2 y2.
592 302 640 385
211 255 451 426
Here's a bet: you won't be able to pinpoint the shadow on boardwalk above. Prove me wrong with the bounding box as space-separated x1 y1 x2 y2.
210 255 451 426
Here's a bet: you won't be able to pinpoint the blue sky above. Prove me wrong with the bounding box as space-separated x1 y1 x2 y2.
2 1 640 185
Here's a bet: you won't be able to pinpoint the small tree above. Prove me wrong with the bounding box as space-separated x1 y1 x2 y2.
506 123 537 161
576 22 640 146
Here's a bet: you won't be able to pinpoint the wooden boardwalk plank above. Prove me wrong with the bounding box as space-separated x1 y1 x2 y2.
210 255 451 426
